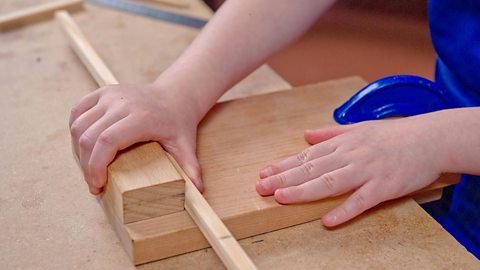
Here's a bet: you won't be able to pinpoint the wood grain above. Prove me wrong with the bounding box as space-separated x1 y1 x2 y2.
56 11 257 269
56 11 185 224
0 0 83 31
118 77 460 264
153 198 479 270
167 153 257 270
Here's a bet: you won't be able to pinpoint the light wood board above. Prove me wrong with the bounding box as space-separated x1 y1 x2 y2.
145 198 479 270
114 77 459 264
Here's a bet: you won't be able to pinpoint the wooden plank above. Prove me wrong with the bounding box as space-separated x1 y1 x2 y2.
167 153 257 270
0 0 83 31
119 77 459 264
56 11 185 224
156 198 479 269
56 11 257 269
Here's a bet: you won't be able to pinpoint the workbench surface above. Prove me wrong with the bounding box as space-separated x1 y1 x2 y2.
0 1 478 269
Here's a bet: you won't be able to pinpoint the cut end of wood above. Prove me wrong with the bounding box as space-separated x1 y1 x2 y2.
105 142 187 224
123 180 185 223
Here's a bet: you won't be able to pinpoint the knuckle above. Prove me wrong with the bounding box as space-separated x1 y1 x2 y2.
320 173 336 193
78 134 93 150
277 173 288 187
301 162 314 177
97 132 114 146
296 149 310 164
70 121 82 138
351 192 367 210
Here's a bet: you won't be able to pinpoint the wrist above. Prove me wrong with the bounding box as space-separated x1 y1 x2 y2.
415 109 472 174
150 76 210 126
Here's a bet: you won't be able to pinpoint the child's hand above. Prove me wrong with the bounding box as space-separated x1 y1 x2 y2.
69 83 203 195
256 117 445 227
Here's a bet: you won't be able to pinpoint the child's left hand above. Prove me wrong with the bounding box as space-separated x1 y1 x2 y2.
256 117 445 227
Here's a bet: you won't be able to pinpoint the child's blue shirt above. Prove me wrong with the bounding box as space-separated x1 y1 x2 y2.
425 0 480 258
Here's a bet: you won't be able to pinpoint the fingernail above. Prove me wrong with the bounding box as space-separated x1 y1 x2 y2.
259 180 271 192
274 188 292 204
92 177 100 188
184 165 204 192
277 188 291 200
323 213 337 226
184 165 198 180
89 185 99 195
260 166 274 178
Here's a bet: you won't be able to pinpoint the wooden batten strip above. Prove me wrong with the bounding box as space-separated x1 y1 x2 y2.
0 0 83 31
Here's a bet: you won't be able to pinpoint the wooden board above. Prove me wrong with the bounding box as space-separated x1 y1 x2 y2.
103 77 459 264
148 198 479 270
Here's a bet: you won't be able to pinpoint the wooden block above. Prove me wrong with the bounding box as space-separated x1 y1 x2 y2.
101 77 460 264
105 142 185 224
56 11 186 224
0 0 83 31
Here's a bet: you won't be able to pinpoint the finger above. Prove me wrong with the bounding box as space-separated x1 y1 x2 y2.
88 115 147 189
78 112 128 183
274 165 365 203
89 185 103 195
256 154 344 196
164 136 204 193
259 142 337 179
70 106 105 157
304 125 352 145
69 91 100 127
322 182 380 227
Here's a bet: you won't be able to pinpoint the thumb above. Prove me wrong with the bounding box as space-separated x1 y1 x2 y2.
164 137 204 193
304 125 351 145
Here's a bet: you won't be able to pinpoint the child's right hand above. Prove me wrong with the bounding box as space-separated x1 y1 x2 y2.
69 83 203 195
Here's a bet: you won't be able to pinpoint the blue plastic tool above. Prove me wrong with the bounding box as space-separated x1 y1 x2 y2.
333 75 453 124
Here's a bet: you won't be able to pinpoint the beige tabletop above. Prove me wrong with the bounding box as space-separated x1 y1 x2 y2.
0 1 478 269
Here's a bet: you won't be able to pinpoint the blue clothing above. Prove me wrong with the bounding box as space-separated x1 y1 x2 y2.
423 0 480 258
429 0 480 107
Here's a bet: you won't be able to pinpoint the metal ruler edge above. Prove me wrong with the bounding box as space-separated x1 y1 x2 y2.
86 0 208 28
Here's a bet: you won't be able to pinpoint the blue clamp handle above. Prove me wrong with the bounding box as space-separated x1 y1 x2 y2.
334 75 452 124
